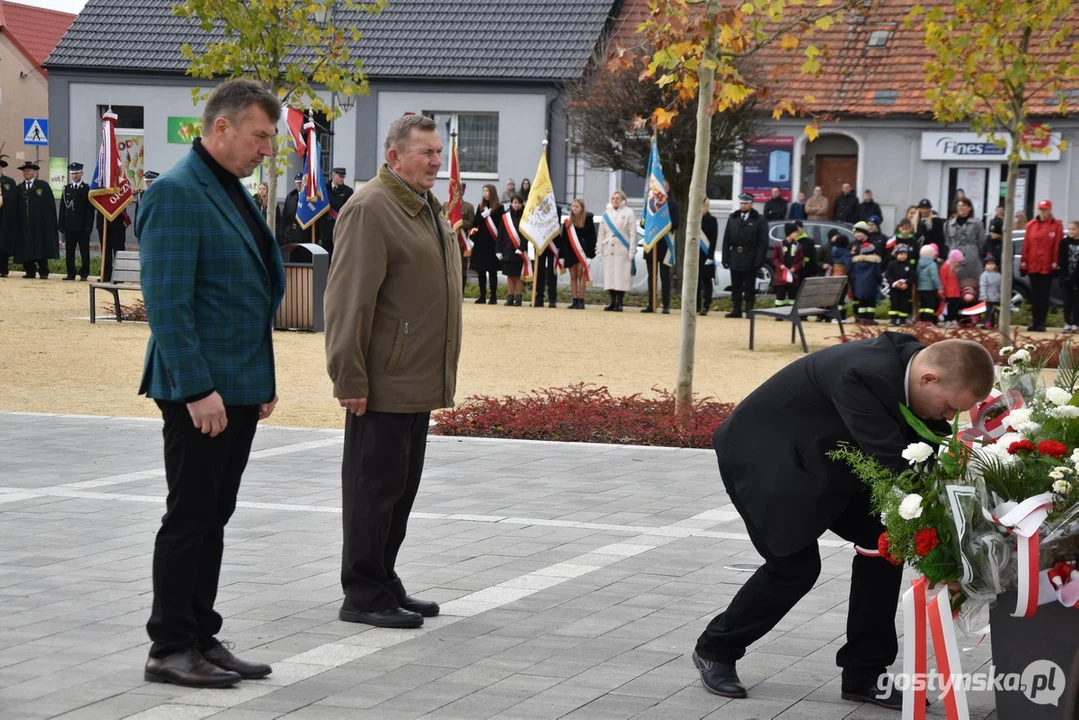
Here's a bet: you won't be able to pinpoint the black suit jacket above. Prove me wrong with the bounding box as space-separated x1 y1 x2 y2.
712 332 949 556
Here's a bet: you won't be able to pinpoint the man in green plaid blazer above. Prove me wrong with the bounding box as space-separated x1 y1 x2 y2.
136 80 285 690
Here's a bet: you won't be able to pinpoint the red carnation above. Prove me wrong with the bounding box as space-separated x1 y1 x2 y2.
1037 440 1067 460
1008 439 1037 455
914 528 940 557
878 532 903 566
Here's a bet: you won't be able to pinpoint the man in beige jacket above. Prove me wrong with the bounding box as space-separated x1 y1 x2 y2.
324 114 463 629
805 185 830 221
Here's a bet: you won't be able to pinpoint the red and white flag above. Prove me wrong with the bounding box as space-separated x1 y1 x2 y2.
446 137 471 257
286 107 307 157
88 110 133 221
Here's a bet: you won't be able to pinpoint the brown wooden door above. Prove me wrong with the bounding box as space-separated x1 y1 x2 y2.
816 155 858 219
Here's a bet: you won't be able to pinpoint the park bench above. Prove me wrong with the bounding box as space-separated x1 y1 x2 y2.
89 251 141 323
747 275 848 354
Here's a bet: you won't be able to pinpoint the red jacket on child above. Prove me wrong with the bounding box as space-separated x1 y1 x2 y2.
940 262 961 299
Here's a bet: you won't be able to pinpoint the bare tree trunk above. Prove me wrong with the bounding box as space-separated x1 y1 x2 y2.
266 133 279 237
998 138 1020 337
675 0 720 415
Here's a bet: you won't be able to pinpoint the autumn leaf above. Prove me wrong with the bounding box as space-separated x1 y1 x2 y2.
652 107 679 130
780 34 799 50
804 124 820 141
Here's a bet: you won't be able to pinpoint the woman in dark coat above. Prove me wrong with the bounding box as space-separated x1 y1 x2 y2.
519 178 532 203
497 195 528 306
557 198 596 310
468 183 503 304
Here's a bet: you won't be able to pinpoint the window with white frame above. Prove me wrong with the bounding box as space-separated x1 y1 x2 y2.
426 111 499 178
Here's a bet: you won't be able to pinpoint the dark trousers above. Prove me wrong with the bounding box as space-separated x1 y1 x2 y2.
0 250 8 276
342 410 430 611
644 244 671 309
476 269 498 301
918 290 939 323
696 487 902 686
985 301 999 327
65 231 92 279
1064 287 1079 326
945 297 963 322
889 289 912 319
535 251 558 305
854 295 876 319
730 269 757 310
147 401 260 658
21 259 49 278
1030 273 1053 328
697 257 714 312
774 283 798 305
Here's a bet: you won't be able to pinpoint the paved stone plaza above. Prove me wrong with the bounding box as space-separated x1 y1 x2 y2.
0 412 998 719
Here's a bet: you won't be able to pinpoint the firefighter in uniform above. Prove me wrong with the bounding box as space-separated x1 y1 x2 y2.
58 162 95 281
319 167 353 262
721 192 770 318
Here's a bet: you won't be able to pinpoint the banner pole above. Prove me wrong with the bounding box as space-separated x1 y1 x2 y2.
100 217 109 283
530 249 540 307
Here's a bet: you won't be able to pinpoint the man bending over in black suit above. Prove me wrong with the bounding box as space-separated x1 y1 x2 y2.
694 334 995 710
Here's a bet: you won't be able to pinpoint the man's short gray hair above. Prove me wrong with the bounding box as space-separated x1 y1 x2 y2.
202 79 281 136
384 115 438 159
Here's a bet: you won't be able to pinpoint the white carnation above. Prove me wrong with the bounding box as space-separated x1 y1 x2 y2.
1007 408 1033 426
1000 346 1015 356
1050 406 1079 420
902 442 934 465
1050 468 1067 480
1053 479 1072 495
1046 387 1073 406
1015 422 1041 434
898 494 924 520
1009 349 1032 366
1025 344 1037 352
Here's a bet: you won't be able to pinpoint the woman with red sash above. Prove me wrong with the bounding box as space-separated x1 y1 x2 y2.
557 198 596 310
468 183 502 304
497 194 528 306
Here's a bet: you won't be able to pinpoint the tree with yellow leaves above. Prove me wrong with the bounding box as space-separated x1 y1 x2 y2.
907 0 1078 336
617 0 870 413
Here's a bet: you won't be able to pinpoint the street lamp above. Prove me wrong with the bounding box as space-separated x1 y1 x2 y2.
312 0 330 25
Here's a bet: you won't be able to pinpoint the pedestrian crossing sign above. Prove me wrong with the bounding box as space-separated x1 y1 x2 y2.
23 118 49 146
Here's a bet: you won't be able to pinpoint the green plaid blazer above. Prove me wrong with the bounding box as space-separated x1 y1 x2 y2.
136 150 285 405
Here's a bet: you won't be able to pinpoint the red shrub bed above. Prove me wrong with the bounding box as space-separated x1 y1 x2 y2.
837 326 1067 367
432 384 734 448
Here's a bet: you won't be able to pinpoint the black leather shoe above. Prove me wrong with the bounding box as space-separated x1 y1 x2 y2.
641 306 654 313
692 652 747 698
725 310 742 318
474 296 487 304
662 307 670 314
339 602 423 628
144 648 242 688
488 296 497 305
400 595 440 617
841 679 904 710
201 642 272 679
62 276 76 281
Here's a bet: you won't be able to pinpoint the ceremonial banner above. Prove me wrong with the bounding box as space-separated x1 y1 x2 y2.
295 117 329 230
519 152 560 252
285 108 307 156
446 137 471 256
643 137 672 259
88 110 134 222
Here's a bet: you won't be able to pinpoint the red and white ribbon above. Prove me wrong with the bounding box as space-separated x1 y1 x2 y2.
459 229 473 256
982 492 1054 618
484 213 499 239
565 220 591 282
502 214 531 277
960 301 987 316
902 577 969 720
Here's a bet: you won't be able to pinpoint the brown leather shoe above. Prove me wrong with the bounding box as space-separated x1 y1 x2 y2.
202 642 272 679
144 648 241 688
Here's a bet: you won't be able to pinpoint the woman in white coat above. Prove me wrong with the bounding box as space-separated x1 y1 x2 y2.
599 190 638 312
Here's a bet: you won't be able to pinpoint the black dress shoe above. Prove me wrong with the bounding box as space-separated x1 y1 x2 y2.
339 602 423 628
144 648 241 688
400 595 440 617
488 296 498 305
21 274 34 279
62 276 76 281
474 296 487 304
692 652 747 698
202 642 272 679
641 306 654 313
662 307 670 314
841 679 903 710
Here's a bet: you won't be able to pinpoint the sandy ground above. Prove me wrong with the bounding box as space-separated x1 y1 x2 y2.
0 279 847 428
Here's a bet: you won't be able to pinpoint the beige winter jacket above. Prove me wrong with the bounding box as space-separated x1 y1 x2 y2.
805 195 830 221
324 165 463 413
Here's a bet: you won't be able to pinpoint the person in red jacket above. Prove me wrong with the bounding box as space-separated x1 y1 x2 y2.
1020 199 1064 332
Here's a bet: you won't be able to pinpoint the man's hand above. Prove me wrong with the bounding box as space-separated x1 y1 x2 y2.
340 398 368 417
495 253 503 261
187 392 227 437
705 259 714 266
721 260 730 269
259 394 278 420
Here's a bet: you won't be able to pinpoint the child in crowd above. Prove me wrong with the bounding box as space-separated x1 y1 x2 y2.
917 244 943 324
940 248 964 327
889 218 916 256
773 222 805 308
851 227 882 324
980 258 1002 329
1058 221 1079 333
497 194 527 306
825 233 853 323
885 244 915 326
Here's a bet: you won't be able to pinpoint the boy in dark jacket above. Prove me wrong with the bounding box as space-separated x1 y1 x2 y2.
885 244 915 326
1059 221 1079 333
851 226 882 324
772 222 805 308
